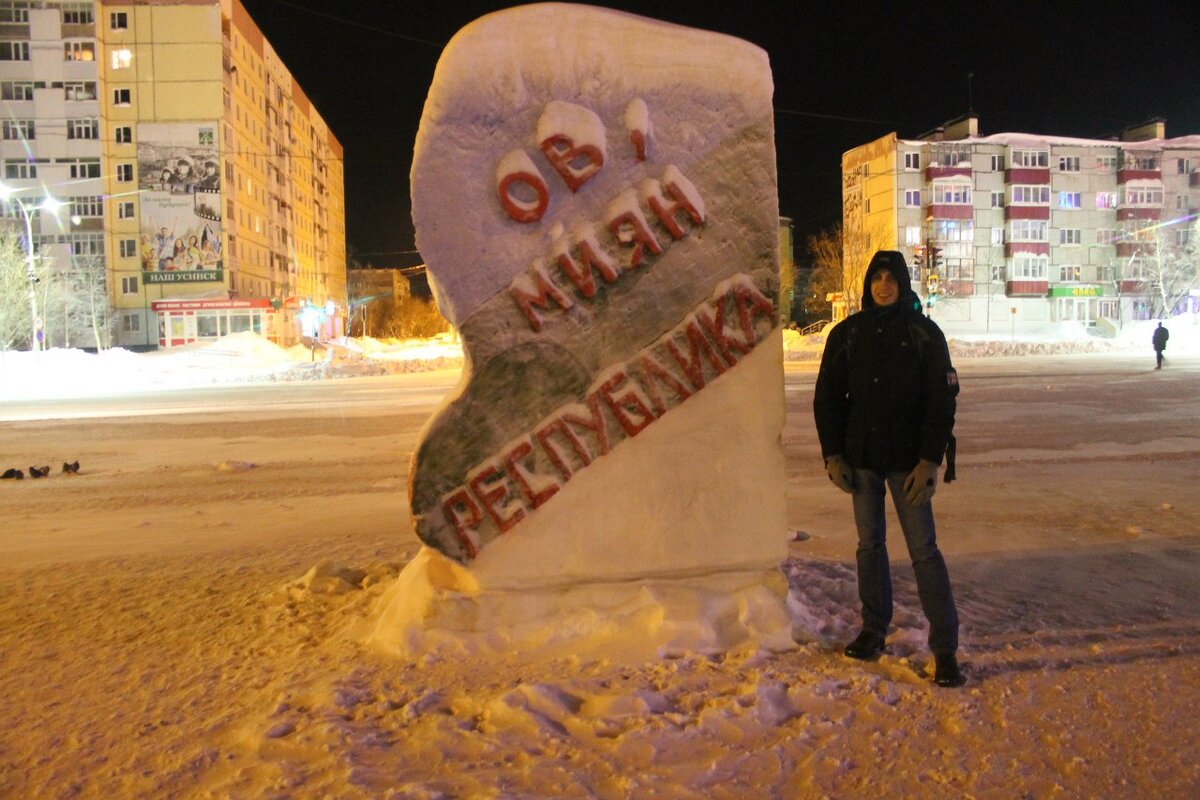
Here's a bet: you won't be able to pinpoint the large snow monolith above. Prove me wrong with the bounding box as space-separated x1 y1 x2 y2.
373 3 789 660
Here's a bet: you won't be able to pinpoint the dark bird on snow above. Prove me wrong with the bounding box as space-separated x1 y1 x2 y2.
62 460 80 474
30 465 51 478
1 468 25 480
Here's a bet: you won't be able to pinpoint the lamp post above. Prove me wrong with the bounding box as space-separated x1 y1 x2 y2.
0 183 63 352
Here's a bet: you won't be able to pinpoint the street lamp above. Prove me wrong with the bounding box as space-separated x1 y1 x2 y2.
0 183 63 352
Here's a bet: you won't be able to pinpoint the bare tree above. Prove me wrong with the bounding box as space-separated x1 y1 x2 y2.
1147 212 1199 318
379 294 451 340
804 223 843 320
68 253 114 350
0 233 59 351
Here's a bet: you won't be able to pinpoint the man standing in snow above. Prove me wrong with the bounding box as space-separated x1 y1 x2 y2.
813 250 965 688
1152 321 1170 369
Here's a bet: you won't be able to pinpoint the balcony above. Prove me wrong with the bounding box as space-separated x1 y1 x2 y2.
1005 205 1050 220
1117 167 1160 183
1006 280 1049 297
1005 242 1050 257
927 204 973 220
1005 168 1050 185
1116 207 1161 222
925 165 971 180
1190 172 1200 188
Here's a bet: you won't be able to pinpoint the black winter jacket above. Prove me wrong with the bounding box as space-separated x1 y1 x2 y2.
814 254 957 473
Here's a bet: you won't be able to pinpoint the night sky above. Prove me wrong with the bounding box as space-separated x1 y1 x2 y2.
239 0 1200 267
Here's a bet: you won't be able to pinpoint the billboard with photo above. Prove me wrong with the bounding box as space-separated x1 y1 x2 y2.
137 122 223 284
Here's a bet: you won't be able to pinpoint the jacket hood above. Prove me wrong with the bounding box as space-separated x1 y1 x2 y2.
862 250 920 312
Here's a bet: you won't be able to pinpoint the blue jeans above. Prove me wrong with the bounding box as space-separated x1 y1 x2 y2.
851 468 959 654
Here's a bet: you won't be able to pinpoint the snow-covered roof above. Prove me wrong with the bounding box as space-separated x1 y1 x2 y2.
899 132 1200 150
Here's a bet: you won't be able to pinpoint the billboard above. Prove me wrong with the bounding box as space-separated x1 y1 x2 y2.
137 123 223 284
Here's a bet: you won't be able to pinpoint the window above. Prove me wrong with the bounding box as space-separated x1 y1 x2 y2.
904 226 921 246
111 48 131 69
1 81 34 100
119 239 137 258
864 198 870 213
990 154 1004 171
69 160 101 179
122 314 140 333
66 118 99 140
110 11 128 30
1010 220 1048 241
0 41 30 61
903 152 920 170
1177 229 1192 247
933 182 971 204
1058 265 1081 282
113 88 131 106
1124 154 1158 170
0 2 30 22
904 189 921 207
117 201 135 219
1012 254 1048 279
1059 228 1082 245
1178 158 1193 175
2 120 34 140
1059 192 1081 209
1095 229 1120 245
990 227 1005 245
70 196 103 218
1012 149 1048 168
1096 191 1118 209
1097 156 1117 170
930 144 972 167
4 162 37 179
1058 156 1080 172
114 126 132 144
64 81 97 101
61 4 93 24
64 41 95 62
991 264 1006 282
991 191 1005 208
116 163 134 182
1125 187 1163 205
68 233 104 256
1011 185 1049 205
121 276 139 294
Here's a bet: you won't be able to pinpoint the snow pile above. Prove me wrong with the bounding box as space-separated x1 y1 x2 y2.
782 315 1200 361
0 331 464 401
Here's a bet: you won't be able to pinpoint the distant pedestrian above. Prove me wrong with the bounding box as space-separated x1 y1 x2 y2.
1152 322 1169 369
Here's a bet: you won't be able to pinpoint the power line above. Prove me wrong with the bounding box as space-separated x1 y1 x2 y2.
249 0 445 49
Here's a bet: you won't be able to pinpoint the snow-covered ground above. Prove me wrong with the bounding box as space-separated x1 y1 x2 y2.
1 326 1198 798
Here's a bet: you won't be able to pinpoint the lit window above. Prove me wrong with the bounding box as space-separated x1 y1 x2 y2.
64 41 95 62
111 48 132 70
1059 192 1081 209
1058 265 1081 282
1096 192 1117 209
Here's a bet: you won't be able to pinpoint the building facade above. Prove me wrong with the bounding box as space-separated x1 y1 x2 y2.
0 0 345 349
843 116 1200 335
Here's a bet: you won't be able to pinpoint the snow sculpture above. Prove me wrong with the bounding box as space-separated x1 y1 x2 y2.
376 4 789 658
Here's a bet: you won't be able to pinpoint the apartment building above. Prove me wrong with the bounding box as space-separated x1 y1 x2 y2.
0 0 345 349
843 116 1200 335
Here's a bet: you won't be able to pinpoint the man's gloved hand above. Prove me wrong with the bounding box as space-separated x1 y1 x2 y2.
903 459 939 506
825 455 854 494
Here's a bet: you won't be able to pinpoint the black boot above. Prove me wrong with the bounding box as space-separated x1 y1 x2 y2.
843 630 886 660
933 652 966 687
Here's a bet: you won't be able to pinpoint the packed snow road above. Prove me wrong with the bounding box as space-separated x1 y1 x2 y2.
1 351 1198 798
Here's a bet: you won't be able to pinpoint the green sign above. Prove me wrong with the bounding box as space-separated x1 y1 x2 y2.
1049 285 1104 298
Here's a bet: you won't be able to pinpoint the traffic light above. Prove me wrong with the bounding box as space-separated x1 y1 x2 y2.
912 245 925 273
932 246 944 272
